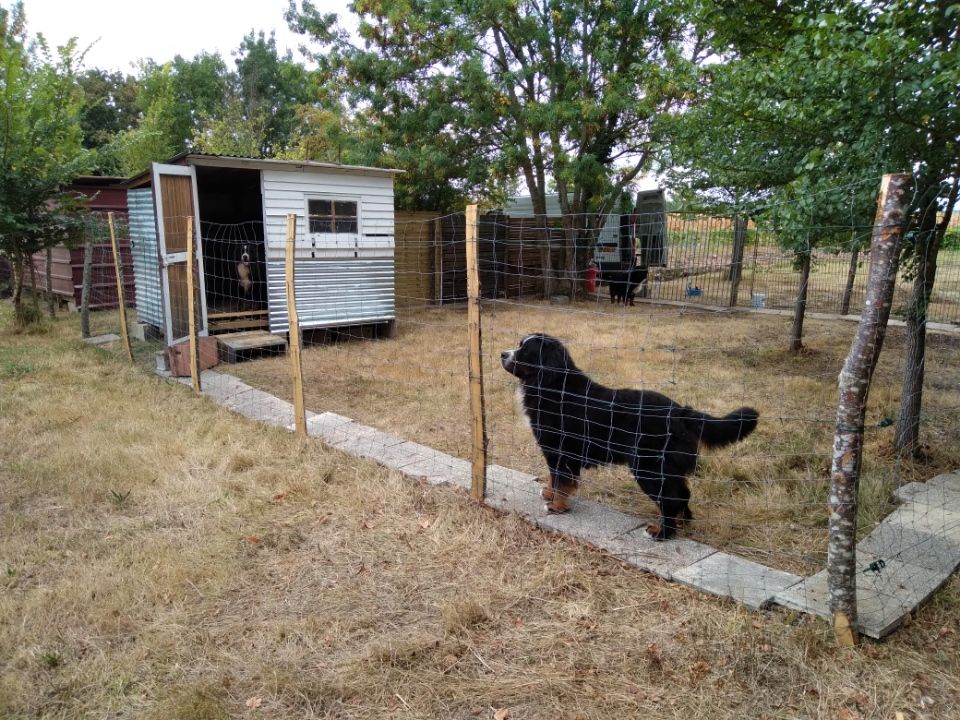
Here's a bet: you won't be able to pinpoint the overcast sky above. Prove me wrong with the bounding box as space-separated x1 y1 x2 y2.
20 0 345 73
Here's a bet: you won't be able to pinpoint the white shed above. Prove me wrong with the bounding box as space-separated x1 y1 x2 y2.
126 153 401 350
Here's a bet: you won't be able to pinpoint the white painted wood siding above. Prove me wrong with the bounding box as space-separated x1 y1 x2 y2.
261 169 394 261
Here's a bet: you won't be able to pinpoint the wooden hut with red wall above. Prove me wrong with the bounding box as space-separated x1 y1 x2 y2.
29 176 135 310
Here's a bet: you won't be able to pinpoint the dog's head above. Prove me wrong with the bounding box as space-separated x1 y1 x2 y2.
500 334 576 387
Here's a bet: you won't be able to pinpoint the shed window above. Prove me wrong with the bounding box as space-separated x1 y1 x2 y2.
308 199 358 233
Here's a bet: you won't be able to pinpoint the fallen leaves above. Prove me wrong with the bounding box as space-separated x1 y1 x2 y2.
245 696 262 709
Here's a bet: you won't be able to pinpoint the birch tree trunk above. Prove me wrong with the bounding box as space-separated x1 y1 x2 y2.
828 173 911 646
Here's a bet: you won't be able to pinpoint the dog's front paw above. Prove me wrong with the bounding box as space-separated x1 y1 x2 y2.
642 523 668 541
541 485 555 502
545 497 571 514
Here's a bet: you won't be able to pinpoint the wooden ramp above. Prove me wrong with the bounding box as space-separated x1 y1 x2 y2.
217 330 287 363
208 309 269 334
776 471 960 638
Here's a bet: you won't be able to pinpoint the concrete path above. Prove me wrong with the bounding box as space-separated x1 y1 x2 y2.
160 368 960 638
776 471 960 638
82 333 121 346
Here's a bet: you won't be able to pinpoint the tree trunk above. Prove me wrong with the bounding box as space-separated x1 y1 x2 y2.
45 247 55 319
29 255 40 315
728 214 747 307
11 253 26 329
80 238 93 338
540 237 554 297
894 176 958 456
829 173 910 645
565 225 578 301
840 245 859 316
789 251 811 353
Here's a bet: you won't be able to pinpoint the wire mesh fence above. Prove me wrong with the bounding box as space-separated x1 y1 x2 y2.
70 183 960 641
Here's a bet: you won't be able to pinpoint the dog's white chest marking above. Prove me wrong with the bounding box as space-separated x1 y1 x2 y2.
514 386 531 429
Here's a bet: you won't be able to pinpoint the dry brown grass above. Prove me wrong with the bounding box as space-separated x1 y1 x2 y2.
3 304 960 719
230 301 960 575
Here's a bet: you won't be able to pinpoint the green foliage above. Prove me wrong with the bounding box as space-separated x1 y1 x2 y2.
77 68 139 174
192 94 270 157
107 53 231 175
78 69 139 144
0 2 89 327
232 30 313 156
668 0 959 242
289 0 698 214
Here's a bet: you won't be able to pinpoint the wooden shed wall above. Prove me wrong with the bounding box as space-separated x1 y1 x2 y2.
392 211 567 306
26 216 135 309
28 244 135 309
394 211 441 307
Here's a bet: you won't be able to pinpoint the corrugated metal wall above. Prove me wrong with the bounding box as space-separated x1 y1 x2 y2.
128 188 164 328
267 258 394 332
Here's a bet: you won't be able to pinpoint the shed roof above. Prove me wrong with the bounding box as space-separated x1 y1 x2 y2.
125 152 403 188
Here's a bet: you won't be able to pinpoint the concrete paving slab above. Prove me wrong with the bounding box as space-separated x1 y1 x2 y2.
895 480 960 511
929 471 960 493
537 499 647 549
774 555 953 638
606 529 717 580
82 333 121 346
328 427 407 458
673 552 802 609
858 520 960 573
881 503 960 545
400 455 472 488
304 412 361 442
350 438 438 470
485 465 546 519
305 413 471 486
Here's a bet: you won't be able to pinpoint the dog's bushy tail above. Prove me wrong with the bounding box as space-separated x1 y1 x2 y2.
690 407 759 447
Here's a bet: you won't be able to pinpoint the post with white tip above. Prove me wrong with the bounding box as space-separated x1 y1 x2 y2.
285 213 307 438
466 204 487 501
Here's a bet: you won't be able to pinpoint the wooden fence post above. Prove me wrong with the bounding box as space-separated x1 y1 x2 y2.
433 217 443 305
108 212 134 363
80 236 93 338
186 215 201 395
828 173 911 646
465 204 488 501
285 213 307 437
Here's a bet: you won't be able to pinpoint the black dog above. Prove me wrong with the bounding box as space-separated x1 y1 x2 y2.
603 266 648 305
501 334 758 540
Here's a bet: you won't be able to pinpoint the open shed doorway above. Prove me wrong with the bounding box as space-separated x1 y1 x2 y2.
195 166 269 334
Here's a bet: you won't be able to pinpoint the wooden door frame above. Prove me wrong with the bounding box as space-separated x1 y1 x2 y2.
152 162 208 345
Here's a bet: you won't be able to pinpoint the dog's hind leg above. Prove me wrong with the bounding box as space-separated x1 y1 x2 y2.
633 465 691 540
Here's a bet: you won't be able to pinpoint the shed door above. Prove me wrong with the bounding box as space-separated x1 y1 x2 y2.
152 163 207 345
